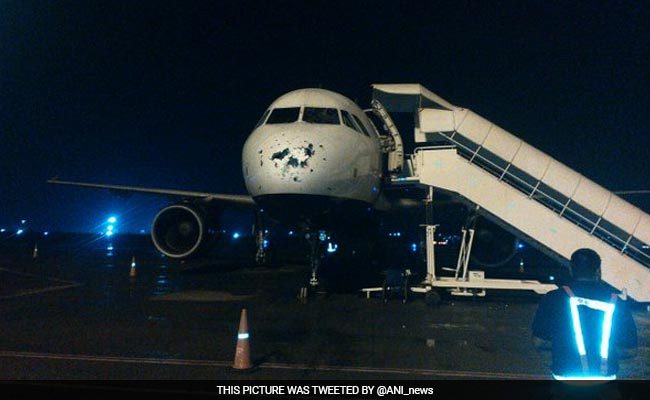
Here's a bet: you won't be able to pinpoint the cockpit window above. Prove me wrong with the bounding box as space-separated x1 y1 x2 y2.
341 110 361 133
302 107 340 125
255 109 270 128
352 114 371 136
266 107 300 124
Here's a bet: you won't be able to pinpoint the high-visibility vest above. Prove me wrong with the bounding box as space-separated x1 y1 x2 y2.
555 286 618 380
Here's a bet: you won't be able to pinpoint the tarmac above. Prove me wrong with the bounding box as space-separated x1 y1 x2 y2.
1 234 648 397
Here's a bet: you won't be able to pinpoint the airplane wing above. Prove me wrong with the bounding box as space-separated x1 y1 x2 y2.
47 178 256 207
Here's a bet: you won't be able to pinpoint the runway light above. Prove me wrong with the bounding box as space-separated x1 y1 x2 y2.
411 243 417 252
16 229 24 235
104 216 118 237
232 232 241 239
43 231 49 236
327 243 338 253
0 228 5 233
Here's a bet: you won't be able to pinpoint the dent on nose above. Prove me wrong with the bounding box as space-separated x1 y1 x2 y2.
263 141 320 184
270 143 315 168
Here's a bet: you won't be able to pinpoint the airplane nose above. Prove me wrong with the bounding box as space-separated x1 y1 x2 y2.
243 127 336 197
268 142 321 179
262 136 325 182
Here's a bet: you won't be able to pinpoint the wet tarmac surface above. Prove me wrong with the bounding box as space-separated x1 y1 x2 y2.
1 235 649 390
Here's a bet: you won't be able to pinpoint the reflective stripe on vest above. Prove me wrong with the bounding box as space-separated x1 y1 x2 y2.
562 286 618 377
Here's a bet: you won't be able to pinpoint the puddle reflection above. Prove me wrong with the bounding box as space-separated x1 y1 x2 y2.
151 264 180 297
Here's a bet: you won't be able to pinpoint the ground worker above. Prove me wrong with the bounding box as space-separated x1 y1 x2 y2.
532 248 638 382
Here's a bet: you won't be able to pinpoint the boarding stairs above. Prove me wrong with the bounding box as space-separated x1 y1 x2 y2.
371 84 650 303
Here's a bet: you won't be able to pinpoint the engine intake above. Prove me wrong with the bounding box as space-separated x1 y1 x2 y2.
470 219 518 268
151 203 220 258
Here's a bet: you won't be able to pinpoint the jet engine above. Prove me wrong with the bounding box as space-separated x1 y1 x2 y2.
430 201 519 269
470 220 519 268
151 202 222 258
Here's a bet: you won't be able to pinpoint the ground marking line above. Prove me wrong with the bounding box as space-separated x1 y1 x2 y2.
0 350 547 379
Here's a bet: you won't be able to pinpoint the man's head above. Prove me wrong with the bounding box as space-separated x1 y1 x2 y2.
570 248 601 281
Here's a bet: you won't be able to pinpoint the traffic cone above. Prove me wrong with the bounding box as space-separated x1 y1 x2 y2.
232 308 252 371
129 256 137 278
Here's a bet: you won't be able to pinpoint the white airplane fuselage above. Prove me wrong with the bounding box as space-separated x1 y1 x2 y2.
242 88 385 229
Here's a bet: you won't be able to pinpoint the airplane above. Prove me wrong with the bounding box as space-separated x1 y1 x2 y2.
48 87 518 290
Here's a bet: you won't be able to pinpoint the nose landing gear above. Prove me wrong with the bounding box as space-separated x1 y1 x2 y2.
306 230 329 288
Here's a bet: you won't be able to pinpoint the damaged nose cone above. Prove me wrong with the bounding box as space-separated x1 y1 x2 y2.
270 143 315 167
270 143 317 181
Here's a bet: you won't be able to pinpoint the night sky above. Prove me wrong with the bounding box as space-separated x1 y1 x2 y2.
2 1 649 234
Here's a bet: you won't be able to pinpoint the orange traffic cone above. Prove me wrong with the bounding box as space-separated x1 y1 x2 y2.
129 256 137 278
232 308 252 371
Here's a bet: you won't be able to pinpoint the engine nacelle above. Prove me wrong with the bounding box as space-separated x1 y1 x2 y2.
151 202 221 259
470 218 519 268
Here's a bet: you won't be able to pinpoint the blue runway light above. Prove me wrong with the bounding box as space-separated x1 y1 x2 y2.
411 243 417 252
327 243 338 253
16 229 24 235
104 216 118 237
232 232 241 239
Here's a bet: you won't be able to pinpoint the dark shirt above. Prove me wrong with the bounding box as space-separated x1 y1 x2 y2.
532 281 637 377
